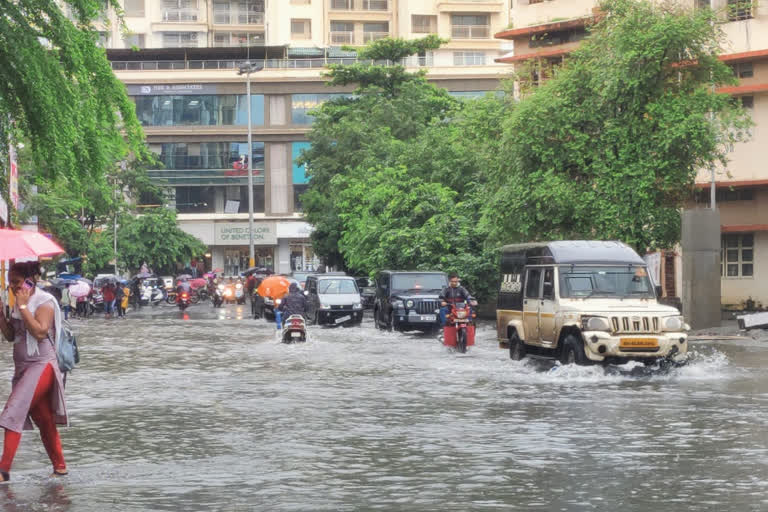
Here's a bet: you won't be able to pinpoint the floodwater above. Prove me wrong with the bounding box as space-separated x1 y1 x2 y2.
0 303 767 511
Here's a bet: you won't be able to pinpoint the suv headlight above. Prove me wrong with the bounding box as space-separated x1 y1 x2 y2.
662 315 684 332
353 303 362 310
581 315 611 332
321 303 331 310
405 299 415 308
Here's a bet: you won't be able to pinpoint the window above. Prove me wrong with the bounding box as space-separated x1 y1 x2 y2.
123 33 145 48
525 268 542 298
290 0 310 4
162 0 198 21
331 0 351 9
451 14 489 39
97 31 110 47
124 0 144 16
133 94 265 127
412 14 436 33
695 188 754 203
318 279 358 295
728 0 753 21
363 22 388 42
213 0 264 24
697 0 710 8
330 21 354 44
530 28 586 48
291 19 311 39
291 93 350 124
157 142 265 172
543 268 555 300
529 0 544 4
212 31 264 46
741 96 754 109
732 62 753 78
162 32 199 47
453 51 486 66
721 234 754 278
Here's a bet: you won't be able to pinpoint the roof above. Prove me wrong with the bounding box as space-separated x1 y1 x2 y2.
106 46 288 62
494 17 593 40
502 241 645 265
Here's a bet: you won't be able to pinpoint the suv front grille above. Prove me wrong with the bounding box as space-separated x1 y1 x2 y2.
610 316 660 334
415 300 440 315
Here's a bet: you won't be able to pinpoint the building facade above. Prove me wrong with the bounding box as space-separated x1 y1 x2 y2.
495 0 768 308
101 0 512 275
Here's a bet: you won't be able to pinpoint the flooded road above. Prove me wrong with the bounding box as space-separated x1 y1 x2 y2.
0 303 767 511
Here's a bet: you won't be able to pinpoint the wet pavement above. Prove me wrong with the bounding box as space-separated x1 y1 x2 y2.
0 303 767 511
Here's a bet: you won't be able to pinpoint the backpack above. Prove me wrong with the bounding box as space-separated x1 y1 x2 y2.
56 320 80 374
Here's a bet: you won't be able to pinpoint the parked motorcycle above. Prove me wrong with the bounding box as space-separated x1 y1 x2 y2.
281 314 307 343
177 290 191 311
443 302 476 354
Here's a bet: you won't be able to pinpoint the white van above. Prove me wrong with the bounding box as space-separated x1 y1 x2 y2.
305 274 364 326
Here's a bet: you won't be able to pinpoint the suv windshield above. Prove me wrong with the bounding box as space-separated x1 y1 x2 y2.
318 279 359 295
559 266 654 299
391 273 447 292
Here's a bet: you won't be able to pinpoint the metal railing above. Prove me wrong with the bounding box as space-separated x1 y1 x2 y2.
363 31 389 43
112 55 467 72
162 8 200 22
330 0 389 10
451 25 490 39
212 11 265 25
329 31 354 44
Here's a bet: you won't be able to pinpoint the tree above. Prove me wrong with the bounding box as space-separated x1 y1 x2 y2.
0 0 147 198
116 207 207 274
482 0 751 251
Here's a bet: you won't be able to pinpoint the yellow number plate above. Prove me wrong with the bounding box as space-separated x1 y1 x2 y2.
619 338 659 349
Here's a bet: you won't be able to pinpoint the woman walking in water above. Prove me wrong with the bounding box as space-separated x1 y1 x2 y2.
0 261 68 481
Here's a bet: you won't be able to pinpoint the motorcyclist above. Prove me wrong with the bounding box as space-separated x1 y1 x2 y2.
277 283 308 325
439 273 477 326
176 278 191 301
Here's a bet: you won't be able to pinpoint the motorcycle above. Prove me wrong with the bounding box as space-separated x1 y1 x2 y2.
281 314 307 343
212 285 224 308
177 290 191 311
88 291 104 316
443 302 476 354
234 282 245 304
141 285 164 306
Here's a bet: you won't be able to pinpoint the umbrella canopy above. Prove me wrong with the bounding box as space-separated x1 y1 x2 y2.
69 281 91 297
0 229 65 260
257 275 291 299
190 278 207 289
133 272 153 279
77 277 93 285
176 274 193 280
94 275 118 288
211 268 223 273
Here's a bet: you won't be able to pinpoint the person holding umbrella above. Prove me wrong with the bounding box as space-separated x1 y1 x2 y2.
0 261 68 481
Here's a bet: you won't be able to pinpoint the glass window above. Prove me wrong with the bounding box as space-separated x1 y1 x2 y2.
157 142 265 170
291 19 311 39
124 0 145 16
451 15 489 39
525 268 541 299
123 33 145 48
558 266 654 298
292 142 311 184
293 184 309 212
391 274 447 291
174 186 215 213
318 279 358 294
721 233 755 278
412 15 436 34
162 32 200 47
543 268 555 300
133 94 264 127
453 52 486 66
291 93 349 124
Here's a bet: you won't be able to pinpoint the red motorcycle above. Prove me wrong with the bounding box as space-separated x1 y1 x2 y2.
177 290 191 311
443 302 476 353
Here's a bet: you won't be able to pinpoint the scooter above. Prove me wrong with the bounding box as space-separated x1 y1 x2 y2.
281 314 307 343
177 290 191 311
212 285 224 308
88 291 104 316
234 282 245 305
443 302 476 354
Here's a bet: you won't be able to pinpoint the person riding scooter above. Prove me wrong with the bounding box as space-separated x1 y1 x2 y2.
277 283 308 325
439 273 477 326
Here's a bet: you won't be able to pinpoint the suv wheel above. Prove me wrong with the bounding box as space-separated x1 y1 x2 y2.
509 332 526 361
560 334 589 365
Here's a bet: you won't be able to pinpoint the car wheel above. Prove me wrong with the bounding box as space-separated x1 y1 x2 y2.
560 334 589 365
509 332 526 361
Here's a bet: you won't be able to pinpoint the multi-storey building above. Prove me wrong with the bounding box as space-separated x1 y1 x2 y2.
495 0 768 308
101 0 511 276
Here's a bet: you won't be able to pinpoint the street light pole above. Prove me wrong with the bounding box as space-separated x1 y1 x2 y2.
238 62 264 268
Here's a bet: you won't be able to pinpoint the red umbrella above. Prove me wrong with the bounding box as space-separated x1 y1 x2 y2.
0 229 65 260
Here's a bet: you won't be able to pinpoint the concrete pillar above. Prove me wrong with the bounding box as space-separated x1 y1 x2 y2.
681 209 722 329
277 240 291 274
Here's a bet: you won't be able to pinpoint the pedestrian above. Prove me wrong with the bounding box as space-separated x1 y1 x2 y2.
61 284 71 321
68 285 77 319
114 283 124 318
0 261 68 481
76 294 87 319
121 283 131 317
102 284 115 319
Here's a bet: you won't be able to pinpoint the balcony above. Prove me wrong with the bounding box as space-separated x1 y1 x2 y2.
437 0 505 13
330 0 389 11
330 31 354 44
451 25 490 39
162 8 200 22
213 11 264 25
363 31 389 42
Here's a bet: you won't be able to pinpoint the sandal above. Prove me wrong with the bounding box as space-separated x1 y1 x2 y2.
51 469 68 477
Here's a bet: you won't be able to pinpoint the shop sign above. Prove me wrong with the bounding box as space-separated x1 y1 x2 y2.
276 221 313 239
126 84 220 96
214 222 276 245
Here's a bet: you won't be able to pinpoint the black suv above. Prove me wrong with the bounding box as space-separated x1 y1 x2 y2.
374 271 448 332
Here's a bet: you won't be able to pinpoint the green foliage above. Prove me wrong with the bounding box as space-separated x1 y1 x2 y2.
0 0 148 194
483 0 751 252
116 208 207 274
345 35 446 61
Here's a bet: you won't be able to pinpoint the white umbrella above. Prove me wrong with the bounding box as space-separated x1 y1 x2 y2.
69 281 91 298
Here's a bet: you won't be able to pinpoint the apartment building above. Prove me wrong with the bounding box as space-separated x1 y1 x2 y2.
101 0 511 275
494 0 768 308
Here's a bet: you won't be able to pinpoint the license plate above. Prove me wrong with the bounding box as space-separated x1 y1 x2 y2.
420 315 436 322
335 315 351 324
291 332 301 338
619 338 659 349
